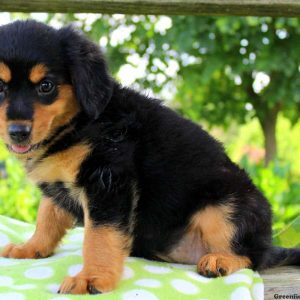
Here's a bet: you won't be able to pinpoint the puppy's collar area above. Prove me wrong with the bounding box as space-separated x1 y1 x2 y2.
7 142 41 154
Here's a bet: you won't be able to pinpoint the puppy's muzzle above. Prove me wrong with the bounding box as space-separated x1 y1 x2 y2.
8 124 32 144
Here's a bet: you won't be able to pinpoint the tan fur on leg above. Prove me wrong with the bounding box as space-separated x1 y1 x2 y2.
59 216 130 294
192 205 251 277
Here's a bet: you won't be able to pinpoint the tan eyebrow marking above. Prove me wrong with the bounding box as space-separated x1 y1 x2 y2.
0 62 12 82
29 64 48 84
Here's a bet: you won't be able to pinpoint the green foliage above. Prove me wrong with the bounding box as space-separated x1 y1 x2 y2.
164 16 300 147
240 157 300 233
0 143 40 223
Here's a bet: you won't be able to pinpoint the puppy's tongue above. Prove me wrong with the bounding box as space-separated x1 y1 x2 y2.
11 145 31 154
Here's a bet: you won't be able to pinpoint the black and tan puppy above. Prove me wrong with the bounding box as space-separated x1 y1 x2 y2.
0 20 299 295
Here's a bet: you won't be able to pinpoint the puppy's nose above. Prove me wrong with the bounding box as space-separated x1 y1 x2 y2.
8 124 31 143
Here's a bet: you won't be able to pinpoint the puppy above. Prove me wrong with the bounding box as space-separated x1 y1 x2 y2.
0 20 299 295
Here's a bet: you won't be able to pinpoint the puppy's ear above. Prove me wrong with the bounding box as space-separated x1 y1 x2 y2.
59 26 113 119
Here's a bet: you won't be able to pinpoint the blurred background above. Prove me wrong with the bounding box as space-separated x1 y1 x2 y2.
0 13 299 234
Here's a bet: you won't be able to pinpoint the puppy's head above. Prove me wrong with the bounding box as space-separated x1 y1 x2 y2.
0 20 112 158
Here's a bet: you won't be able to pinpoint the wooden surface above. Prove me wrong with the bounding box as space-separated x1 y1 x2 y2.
261 266 300 299
0 0 300 17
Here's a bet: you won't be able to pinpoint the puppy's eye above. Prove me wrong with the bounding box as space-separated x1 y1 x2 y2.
39 80 55 94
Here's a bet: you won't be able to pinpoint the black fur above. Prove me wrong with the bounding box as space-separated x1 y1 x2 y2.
0 20 299 273
58 26 113 119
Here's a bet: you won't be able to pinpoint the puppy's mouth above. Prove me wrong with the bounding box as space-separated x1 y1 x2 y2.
7 143 41 154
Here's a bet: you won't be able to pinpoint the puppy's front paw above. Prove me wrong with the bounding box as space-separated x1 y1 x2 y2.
59 271 117 295
1 243 49 259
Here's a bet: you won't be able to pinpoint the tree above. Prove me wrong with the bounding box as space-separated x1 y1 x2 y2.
165 17 300 165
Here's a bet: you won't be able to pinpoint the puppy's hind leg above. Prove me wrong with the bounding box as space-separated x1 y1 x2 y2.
192 205 252 277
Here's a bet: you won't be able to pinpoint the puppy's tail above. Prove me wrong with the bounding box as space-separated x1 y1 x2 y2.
259 246 300 269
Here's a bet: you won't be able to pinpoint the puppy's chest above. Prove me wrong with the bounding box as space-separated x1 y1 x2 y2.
39 181 84 221
26 144 91 185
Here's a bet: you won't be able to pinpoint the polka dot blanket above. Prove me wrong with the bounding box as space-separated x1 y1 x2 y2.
5 214 296 300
